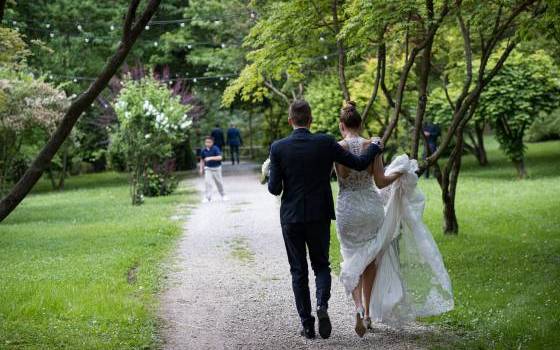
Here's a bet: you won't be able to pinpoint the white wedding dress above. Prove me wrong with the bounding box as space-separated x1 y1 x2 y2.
335 137 454 325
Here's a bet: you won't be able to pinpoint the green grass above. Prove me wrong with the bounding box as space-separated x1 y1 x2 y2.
330 138 560 349
0 172 196 349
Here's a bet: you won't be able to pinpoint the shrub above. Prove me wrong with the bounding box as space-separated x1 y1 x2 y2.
526 109 560 142
111 76 191 204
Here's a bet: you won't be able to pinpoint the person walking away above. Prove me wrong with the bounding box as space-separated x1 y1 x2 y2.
422 121 440 178
227 123 243 165
211 124 225 151
200 136 227 202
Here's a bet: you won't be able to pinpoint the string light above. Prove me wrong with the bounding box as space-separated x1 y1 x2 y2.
221 43 226 48
46 24 51 29
110 25 115 31
77 24 82 31
180 23 185 28
145 25 150 30
320 36 325 42
323 55 328 60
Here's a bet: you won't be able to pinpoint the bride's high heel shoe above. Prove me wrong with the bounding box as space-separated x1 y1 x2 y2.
354 307 366 338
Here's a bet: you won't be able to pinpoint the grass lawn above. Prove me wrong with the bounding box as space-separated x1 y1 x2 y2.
330 137 560 349
0 172 196 349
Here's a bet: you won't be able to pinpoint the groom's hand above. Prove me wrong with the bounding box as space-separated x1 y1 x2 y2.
371 137 384 151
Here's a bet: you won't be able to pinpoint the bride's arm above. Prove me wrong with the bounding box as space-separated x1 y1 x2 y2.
334 141 350 179
372 154 402 189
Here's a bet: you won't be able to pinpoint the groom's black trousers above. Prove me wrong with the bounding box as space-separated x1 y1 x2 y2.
281 220 331 327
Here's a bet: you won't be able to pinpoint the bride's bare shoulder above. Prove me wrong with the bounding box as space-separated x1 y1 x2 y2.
361 138 371 150
338 139 349 149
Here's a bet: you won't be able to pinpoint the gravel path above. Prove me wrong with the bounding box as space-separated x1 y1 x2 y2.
158 163 436 349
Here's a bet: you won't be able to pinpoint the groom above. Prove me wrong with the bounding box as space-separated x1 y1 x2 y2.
267 100 382 339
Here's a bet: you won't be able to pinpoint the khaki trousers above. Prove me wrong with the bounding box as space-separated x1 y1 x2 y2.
204 166 225 199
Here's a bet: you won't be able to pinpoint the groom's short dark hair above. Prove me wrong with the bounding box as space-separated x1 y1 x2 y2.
289 100 312 126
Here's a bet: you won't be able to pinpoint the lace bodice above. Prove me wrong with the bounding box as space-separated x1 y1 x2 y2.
337 137 375 191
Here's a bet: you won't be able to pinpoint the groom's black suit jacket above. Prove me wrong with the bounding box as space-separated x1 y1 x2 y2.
268 128 381 224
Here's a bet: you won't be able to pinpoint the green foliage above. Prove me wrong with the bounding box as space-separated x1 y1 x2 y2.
111 76 191 204
0 27 30 67
526 108 560 142
305 73 342 136
0 172 196 349
479 50 560 164
0 68 68 192
143 168 179 197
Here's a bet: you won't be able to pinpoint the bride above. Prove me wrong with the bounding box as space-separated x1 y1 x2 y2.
334 102 453 337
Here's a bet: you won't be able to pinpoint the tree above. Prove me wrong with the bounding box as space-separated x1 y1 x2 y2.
479 50 560 177
0 0 162 222
421 0 546 233
111 76 191 204
0 70 68 193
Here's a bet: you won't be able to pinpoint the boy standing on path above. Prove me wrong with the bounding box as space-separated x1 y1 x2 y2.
200 136 227 203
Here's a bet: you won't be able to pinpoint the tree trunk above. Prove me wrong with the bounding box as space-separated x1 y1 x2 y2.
47 167 57 190
249 111 254 159
440 130 464 235
0 0 161 222
58 147 68 191
514 158 527 179
474 121 488 165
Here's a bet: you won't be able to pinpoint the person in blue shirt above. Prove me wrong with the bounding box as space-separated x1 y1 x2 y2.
227 123 243 165
199 136 227 202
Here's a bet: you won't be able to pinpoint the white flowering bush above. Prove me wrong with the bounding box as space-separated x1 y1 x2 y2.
111 76 191 205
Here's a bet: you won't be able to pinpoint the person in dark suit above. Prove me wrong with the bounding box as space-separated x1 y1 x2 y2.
210 124 225 151
226 123 243 165
267 100 382 339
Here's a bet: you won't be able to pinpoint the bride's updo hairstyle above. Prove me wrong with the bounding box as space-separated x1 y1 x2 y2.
339 101 362 129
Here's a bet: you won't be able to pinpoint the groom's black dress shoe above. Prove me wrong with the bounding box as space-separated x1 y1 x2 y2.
317 309 332 339
300 326 316 339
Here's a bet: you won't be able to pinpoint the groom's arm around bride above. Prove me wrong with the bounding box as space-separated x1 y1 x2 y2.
265 99 382 340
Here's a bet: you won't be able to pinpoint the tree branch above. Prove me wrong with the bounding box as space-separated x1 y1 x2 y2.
264 80 291 105
362 43 383 127
332 0 350 101
0 0 162 222
123 0 141 42
0 0 6 23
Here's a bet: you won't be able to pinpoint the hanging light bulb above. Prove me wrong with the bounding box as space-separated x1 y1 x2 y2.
12 21 17 25
323 55 328 60
73 78 78 83
85 37 90 43
193 78 197 83
180 22 185 28
320 36 325 42
110 24 115 31
50 32 55 38
77 24 83 31
154 41 158 47
46 23 51 29
220 77 224 81
145 25 150 30
221 43 226 48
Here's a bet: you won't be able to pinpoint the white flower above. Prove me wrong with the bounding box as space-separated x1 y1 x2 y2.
180 120 192 129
